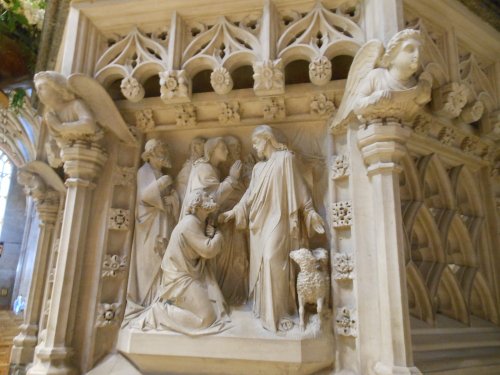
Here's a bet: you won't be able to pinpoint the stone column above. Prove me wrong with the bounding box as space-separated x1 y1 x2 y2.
10 186 59 371
27 141 107 375
357 119 420 375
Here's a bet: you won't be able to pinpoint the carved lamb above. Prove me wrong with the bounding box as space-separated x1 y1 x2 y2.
290 248 330 331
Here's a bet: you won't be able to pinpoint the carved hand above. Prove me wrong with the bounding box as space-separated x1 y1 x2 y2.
229 160 242 180
310 212 325 234
45 111 62 131
157 175 173 193
205 224 216 238
219 210 235 224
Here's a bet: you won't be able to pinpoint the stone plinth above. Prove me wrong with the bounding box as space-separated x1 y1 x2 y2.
117 308 334 375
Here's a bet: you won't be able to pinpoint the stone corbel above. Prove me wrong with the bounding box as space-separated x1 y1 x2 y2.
159 70 191 103
431 82 469 119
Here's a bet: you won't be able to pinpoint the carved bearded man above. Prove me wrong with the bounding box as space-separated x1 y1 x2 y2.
220 125 325 332
127 139 179 313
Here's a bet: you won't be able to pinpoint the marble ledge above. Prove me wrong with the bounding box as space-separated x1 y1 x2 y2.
117 307 334 375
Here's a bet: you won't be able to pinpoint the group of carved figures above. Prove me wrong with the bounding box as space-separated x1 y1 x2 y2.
32 27 432 336
125 126 326 334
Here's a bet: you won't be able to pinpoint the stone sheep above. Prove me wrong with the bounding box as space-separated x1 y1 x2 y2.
290 248 330 331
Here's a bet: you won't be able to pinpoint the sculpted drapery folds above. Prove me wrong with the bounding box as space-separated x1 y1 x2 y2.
220 125 325 332
127 139 180 312
128 190 229 335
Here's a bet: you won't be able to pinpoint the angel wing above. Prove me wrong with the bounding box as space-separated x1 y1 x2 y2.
329 40 384 133
23 160 66 193
68 74 137 145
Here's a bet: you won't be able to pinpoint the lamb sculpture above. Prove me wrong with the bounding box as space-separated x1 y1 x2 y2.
290 248 330 331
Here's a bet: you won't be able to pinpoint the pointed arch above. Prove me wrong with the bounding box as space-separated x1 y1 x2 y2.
436 266 470 325
407 262 435 325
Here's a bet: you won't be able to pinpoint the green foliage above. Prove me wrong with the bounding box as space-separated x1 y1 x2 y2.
8 88 27 112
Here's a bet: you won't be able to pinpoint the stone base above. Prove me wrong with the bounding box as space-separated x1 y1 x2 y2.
117 306 334 375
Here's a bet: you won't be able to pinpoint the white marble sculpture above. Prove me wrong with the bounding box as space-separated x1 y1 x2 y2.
175 136 206 205
128 190 229 335
289 248 329 331
220 125 325 332
212 135 249 305
330 29 432 131
126 139 179 313
179 136 241 220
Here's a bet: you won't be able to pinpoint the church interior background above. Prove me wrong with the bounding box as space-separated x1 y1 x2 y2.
0 0 499 374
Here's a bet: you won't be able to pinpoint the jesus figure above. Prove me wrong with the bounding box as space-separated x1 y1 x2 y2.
220 125 325 332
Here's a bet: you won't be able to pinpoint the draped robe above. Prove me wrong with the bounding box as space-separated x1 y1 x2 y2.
232 150 316 332
127 163 177 309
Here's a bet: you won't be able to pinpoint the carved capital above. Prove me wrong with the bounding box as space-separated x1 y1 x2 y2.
253 59 284 96
60 141 107 181
160 70 191 103
357 120 411 174
431 82 469 119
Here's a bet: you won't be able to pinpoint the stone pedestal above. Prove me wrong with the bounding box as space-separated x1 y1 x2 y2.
27 142 107 375
357 120 421 375
10 198 59 369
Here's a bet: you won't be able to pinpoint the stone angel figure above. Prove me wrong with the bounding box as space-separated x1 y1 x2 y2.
34 71 136 145
330 29 432 132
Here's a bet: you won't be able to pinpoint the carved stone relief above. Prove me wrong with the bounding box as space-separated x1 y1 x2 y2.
108 208 130 230
262 97 285 121
96 303 122 327
335 307 357 337
253 60 284 95
175 104 197 127
102 254 128 278
331 154 350 180
333 252 355 280
112 166 136 186
219 101 240 125
310 93 335 116
431 82 469 119
438 126 456 146
331 201 352 228
160 70 190 102
135 109 155 131
211 67 233 95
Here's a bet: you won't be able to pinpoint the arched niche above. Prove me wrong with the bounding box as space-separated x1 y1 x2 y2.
284 59 310 85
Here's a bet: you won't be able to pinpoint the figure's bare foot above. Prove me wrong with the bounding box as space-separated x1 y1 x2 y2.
279 318 294 331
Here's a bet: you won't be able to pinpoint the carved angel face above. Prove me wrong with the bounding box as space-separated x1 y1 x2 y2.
391 39 421 78
36 82 63 110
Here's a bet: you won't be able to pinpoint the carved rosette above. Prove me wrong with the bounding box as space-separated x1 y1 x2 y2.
159 70 191 103
331 201 352 228
333 252 354 280
102 254 128 278
175 104 197 127
112 166 136 186
210 67 233 95
120 76 145 102
135 109 155 131
309 56 332 86
432 82 469 119
438 126 456 146
460 136 479 154
108 208 130 230
262 97 285 121
331 154 350 180
253 59 284 95
95 303 122 327
219 102 240 125
335 307 357 337
310 93 335 116
460 100 484 124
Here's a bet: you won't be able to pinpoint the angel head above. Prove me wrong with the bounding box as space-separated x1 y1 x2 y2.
142 138 172 170
34 71 75 111
380 29 422 81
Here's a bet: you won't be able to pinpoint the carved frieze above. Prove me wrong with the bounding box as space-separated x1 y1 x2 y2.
331 201 352 228
262 97 285 121
175 104 197 127
102 254 128 278
96 303 122 327
331 154 350 180
211 67 233 95
219 102 240 125
333 252 354 280
310 93 335 116
336 307 357 337
135 109 155 131
159 70 190 102
108 208 130 230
